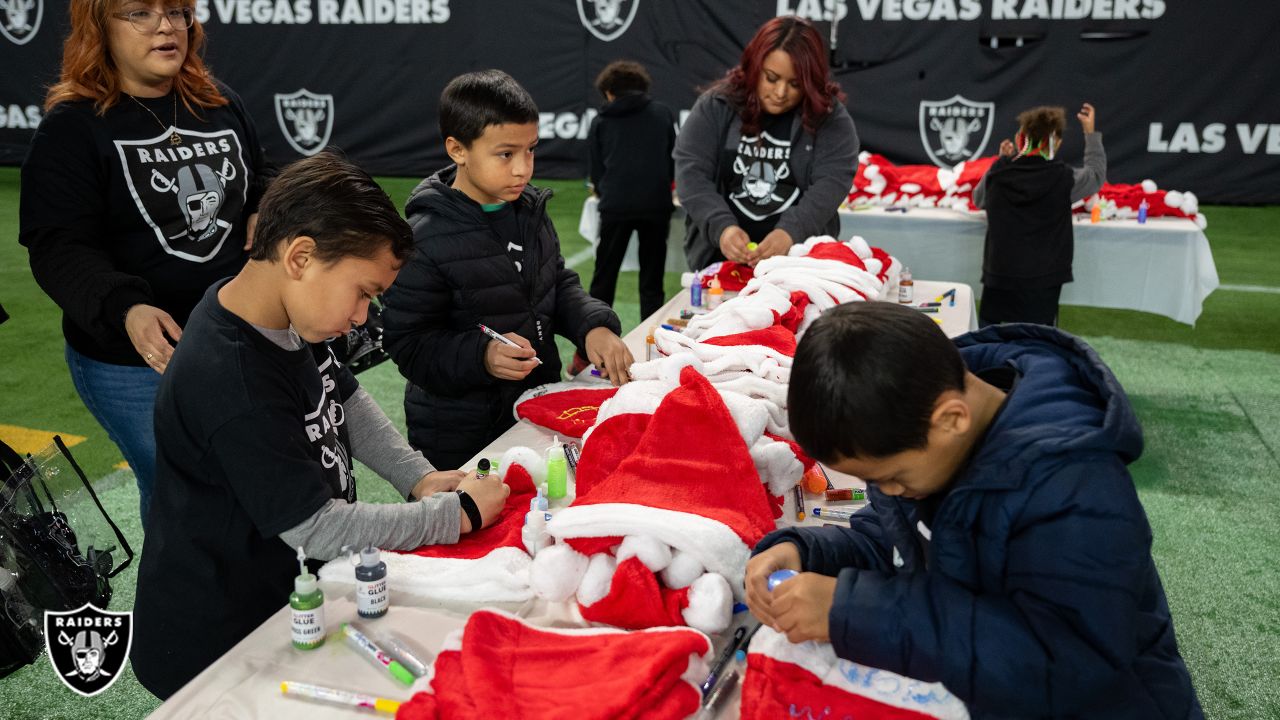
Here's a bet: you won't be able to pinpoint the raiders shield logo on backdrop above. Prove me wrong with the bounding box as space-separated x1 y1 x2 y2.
114 127 248 263
577 0 638 42
275 89 335 157
0 0 42 45
45 604 133 697
919 95 996 167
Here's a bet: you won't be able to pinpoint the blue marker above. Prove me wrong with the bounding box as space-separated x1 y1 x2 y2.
700 625 747 697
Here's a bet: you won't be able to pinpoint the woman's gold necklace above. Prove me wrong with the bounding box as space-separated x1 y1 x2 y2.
128 93 182 145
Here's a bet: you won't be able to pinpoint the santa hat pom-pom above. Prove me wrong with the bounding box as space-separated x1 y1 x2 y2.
1164 190 1184 208
1194 213 1208 230
660 550 705 590
530 543 590 602
863 164 881 179
858 150 871 164
616 535 673 574
846 235 872 259
1141 179 1158 194
1181 191 1199 215
681 573 733 635
501 446 547 486
576 552 618 607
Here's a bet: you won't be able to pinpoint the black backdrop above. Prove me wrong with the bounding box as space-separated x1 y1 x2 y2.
3 1 1278 202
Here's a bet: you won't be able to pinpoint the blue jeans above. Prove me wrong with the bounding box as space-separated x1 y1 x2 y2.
64 345 160 530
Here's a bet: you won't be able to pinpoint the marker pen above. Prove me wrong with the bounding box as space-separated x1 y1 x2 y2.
342 623 415 686
280 681 400 715
812 506 861 522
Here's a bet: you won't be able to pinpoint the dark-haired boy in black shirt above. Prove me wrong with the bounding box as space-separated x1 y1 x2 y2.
131 153 510 699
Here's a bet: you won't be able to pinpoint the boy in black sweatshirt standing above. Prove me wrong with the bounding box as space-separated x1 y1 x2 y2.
973 103 1106 327
382 70 631 470
586 60 677 321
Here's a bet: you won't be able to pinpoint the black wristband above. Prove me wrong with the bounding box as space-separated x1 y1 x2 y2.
455 490 482 532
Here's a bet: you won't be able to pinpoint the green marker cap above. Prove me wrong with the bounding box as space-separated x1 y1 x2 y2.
389 659 415 686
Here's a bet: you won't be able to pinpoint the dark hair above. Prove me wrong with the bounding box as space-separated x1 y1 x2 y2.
714 16 845 136
1017 106 1066 146
438 69 540 145
249 151 413 264
788 302 966 463
595 60 651 98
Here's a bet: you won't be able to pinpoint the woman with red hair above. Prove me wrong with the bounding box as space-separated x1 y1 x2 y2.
19 0 271 530
675 16 859 271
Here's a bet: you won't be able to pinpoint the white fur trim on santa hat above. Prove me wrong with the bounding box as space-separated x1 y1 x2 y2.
748 625 970 719
513 380 612 422
661 550 706 590
653 327 794 372
576 552 618 607
548 504 758 601
1194 213 1208 230
529 542 590 602
318 546 533 603
593 380 669 426
501 446 548 486
750 436 805 498
716 388 772 446
1141 179 1158 194
681 572 733 635
616 534 673 573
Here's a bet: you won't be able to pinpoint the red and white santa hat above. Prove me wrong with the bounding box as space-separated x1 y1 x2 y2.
513 380 620 439
740 625 970 720
396 608 710 720
533 367 779 621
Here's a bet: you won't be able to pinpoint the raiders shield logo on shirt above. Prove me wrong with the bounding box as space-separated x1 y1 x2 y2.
729 130 800 221
44 604 133 697
114 128 249 263
308 350 355 502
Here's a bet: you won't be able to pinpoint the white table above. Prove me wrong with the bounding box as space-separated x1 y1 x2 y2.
151 282 977 718
579 198 1219 326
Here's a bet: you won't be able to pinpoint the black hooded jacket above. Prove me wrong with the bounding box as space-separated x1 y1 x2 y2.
381 167 620 467
587 92 676 216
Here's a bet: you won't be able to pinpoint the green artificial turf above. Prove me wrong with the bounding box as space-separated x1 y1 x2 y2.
1 165 1278 718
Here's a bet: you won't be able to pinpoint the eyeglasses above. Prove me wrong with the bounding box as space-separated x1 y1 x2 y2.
111 6 194 33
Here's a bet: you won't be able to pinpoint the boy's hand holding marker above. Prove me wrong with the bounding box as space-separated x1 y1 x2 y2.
585 326 633 386
481 326 540 381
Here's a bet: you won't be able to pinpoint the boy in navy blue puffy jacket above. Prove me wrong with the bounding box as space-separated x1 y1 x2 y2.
745 303 1201 719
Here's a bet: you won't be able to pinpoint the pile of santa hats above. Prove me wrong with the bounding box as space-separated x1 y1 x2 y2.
396 608 711 720
520 236 899 635
846 152 1210 229
740 625 969 720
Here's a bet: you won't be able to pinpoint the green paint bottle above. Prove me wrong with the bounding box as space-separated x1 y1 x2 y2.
290 546 325 650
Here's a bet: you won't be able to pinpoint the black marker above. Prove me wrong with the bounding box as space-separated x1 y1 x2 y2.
700 625 747 697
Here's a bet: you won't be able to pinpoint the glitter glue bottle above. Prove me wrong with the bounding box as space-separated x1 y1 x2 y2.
898 265 914 304
1137 199 1149 224
546 437 568 500
707 277 724 310
522 487 552 556
290 546 325 650
354 546 388 619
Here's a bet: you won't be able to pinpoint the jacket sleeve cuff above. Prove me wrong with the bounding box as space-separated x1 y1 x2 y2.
103 286 155 335
828 566 867 661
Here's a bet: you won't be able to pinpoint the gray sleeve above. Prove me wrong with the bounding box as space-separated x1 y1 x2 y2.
279 493 461 561
776 104 860 242
345 387 435 500
674 93 739 251
1069 132 1106 203
973 168 991 208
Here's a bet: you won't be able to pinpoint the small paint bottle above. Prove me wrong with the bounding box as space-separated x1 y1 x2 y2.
546 437 568 500
690 272 703 308
645 330 656 362
898 265 914 304
475 458 491 479
522 488 553 557
1090 203 1102 223
1137 199 1149 224
354 546 388 619
290 546 325 650
707 277 724 310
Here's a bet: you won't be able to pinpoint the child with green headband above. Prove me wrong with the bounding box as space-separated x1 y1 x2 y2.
973 103 1106 327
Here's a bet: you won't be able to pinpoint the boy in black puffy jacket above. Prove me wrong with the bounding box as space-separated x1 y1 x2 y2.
382 70 631 469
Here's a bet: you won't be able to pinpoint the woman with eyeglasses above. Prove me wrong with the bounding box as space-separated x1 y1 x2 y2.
19 1 271 530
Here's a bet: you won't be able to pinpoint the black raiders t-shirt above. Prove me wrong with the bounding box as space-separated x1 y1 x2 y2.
18 85 268 365
131 280 358 699
727 111 800 242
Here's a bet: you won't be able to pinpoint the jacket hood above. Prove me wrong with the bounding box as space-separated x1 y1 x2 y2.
987 156 1067 205
405 165 551 230
599 92 652 117
952 323 1143 489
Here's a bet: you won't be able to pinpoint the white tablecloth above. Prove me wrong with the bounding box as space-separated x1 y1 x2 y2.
151 282 977 719
580 198 1219 326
